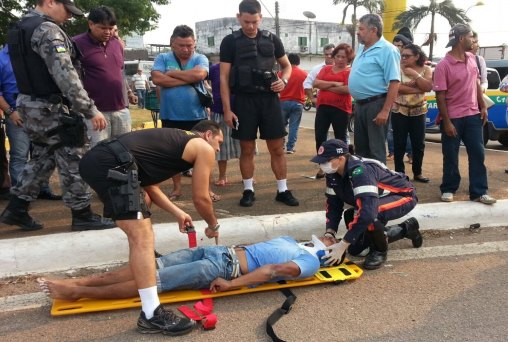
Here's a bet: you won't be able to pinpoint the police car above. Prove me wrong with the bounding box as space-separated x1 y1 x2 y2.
425 67 508 146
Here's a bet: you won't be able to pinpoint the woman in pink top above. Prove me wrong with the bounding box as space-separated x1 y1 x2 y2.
313 44 354 178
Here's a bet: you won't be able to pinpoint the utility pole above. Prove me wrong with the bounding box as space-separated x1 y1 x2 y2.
274 1 280 37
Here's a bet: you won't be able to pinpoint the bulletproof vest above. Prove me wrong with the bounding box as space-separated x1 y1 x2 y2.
230 30 277 93
7 14 61 97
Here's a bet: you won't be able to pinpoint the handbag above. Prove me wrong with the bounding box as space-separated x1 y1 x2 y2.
483 93 495 109
173 53 214 108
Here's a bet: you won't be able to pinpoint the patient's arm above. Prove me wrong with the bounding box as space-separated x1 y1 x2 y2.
209 261 301 293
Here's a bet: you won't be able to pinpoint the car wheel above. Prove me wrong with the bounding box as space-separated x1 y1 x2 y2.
498 132 508 146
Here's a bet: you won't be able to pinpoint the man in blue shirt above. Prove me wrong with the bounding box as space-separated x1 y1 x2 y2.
348 14 401 164
151 25 209 200
0 46 60 200
38 235 335 300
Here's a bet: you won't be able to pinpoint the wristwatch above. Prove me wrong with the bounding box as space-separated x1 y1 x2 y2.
208 223 220 231
281 78 288 86
4 107 15 117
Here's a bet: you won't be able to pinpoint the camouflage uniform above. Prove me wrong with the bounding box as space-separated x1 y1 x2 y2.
11 10 100 210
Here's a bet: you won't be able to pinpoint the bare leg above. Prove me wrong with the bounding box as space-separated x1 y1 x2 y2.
117 218 157 290
239 140 256 179
217 160 227 181
266 138 287 180
170 174 182 198
39 277 138 301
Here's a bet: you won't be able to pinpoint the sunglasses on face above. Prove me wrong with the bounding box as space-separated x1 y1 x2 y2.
401 54 415 59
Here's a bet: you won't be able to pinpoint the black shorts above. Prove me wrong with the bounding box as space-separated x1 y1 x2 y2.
79 145 151 221
232 92 286 140
161 119 204 131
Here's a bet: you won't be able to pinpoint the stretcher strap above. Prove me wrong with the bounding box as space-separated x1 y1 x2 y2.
266 287 297 342
178 298 217 330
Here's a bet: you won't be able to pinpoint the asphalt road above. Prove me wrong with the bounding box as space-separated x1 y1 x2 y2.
1 227 507 342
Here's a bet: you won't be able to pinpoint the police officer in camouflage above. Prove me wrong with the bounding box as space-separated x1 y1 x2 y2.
0 0 114 231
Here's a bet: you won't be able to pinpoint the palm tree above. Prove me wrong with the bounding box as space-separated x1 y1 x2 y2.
393 0 470 60
332 0 385 50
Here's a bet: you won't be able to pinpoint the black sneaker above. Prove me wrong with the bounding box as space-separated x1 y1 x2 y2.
137 304 195 336
275 190 299 206
240 190 255 207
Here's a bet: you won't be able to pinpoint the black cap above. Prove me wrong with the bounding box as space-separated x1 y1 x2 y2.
57 0 84 17
446 24 471 48
310 139 349 164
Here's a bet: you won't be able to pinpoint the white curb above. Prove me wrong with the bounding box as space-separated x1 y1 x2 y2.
1 200 506 277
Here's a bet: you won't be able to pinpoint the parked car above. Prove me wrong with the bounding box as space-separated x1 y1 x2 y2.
425 67 508 146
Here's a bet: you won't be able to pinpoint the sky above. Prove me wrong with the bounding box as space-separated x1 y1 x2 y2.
143 0 507 59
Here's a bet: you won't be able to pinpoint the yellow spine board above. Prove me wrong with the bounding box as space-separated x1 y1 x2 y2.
51 261 363 316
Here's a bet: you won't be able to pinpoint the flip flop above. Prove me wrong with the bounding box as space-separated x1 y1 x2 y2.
209 192 221 202
169 193 182 201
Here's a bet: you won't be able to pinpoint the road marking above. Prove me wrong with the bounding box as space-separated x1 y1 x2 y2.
1 240 507 313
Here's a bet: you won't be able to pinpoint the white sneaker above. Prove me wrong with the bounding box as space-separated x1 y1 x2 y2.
474 194 497 205
441 192 454 202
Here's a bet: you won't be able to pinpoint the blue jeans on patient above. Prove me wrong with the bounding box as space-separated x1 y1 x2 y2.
440 114 488 200
155 246 234 293
281 100 303 151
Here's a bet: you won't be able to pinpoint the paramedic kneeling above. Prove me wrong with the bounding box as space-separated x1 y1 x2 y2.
310 139 422 270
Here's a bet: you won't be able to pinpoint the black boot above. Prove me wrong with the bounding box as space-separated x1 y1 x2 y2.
0 196 43 231
364 226 388 270
71 206 116 231
401 217 423 248
385 218 423 248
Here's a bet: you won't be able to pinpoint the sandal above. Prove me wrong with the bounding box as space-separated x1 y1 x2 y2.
209 192 221 202
169 193 182 201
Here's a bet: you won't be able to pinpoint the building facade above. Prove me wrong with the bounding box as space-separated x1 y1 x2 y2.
195 17 352 69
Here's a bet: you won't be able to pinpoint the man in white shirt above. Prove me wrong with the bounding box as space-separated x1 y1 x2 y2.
302 43 335 105
131 69 149 108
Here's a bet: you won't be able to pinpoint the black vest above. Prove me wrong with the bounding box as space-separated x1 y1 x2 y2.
7 14 61 97
229 30 276 93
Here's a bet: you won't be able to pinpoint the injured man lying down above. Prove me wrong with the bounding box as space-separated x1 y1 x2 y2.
38 235 342 301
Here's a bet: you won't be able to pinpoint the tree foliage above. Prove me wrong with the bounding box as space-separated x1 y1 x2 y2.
392 0 470 59
0 0 170 45
332 0 385 49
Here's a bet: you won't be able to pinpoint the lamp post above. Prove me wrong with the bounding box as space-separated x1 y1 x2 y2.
465 1 484 15
303 11 316 54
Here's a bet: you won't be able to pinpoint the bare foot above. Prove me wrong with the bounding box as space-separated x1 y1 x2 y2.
37 277 80 301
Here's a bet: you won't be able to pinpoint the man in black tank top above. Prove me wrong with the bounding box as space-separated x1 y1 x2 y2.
79 120 223 336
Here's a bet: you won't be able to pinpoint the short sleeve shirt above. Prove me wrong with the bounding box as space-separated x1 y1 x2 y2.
244 236 320 280
348 37 401 100
153 52 209 121
433 52 479 119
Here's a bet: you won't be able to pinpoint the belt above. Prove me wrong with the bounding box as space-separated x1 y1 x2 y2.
227 246 242 279
355 93 387 105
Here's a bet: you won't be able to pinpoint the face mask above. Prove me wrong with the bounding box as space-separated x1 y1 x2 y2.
319 161 338 174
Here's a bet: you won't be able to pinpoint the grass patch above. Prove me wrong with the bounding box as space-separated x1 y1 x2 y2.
129 106 157 129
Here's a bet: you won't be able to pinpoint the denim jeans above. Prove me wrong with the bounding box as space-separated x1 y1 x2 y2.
281 100 303 151
135 89 146 108
5 118 51 192
155 246 234 292
440 114 488 199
